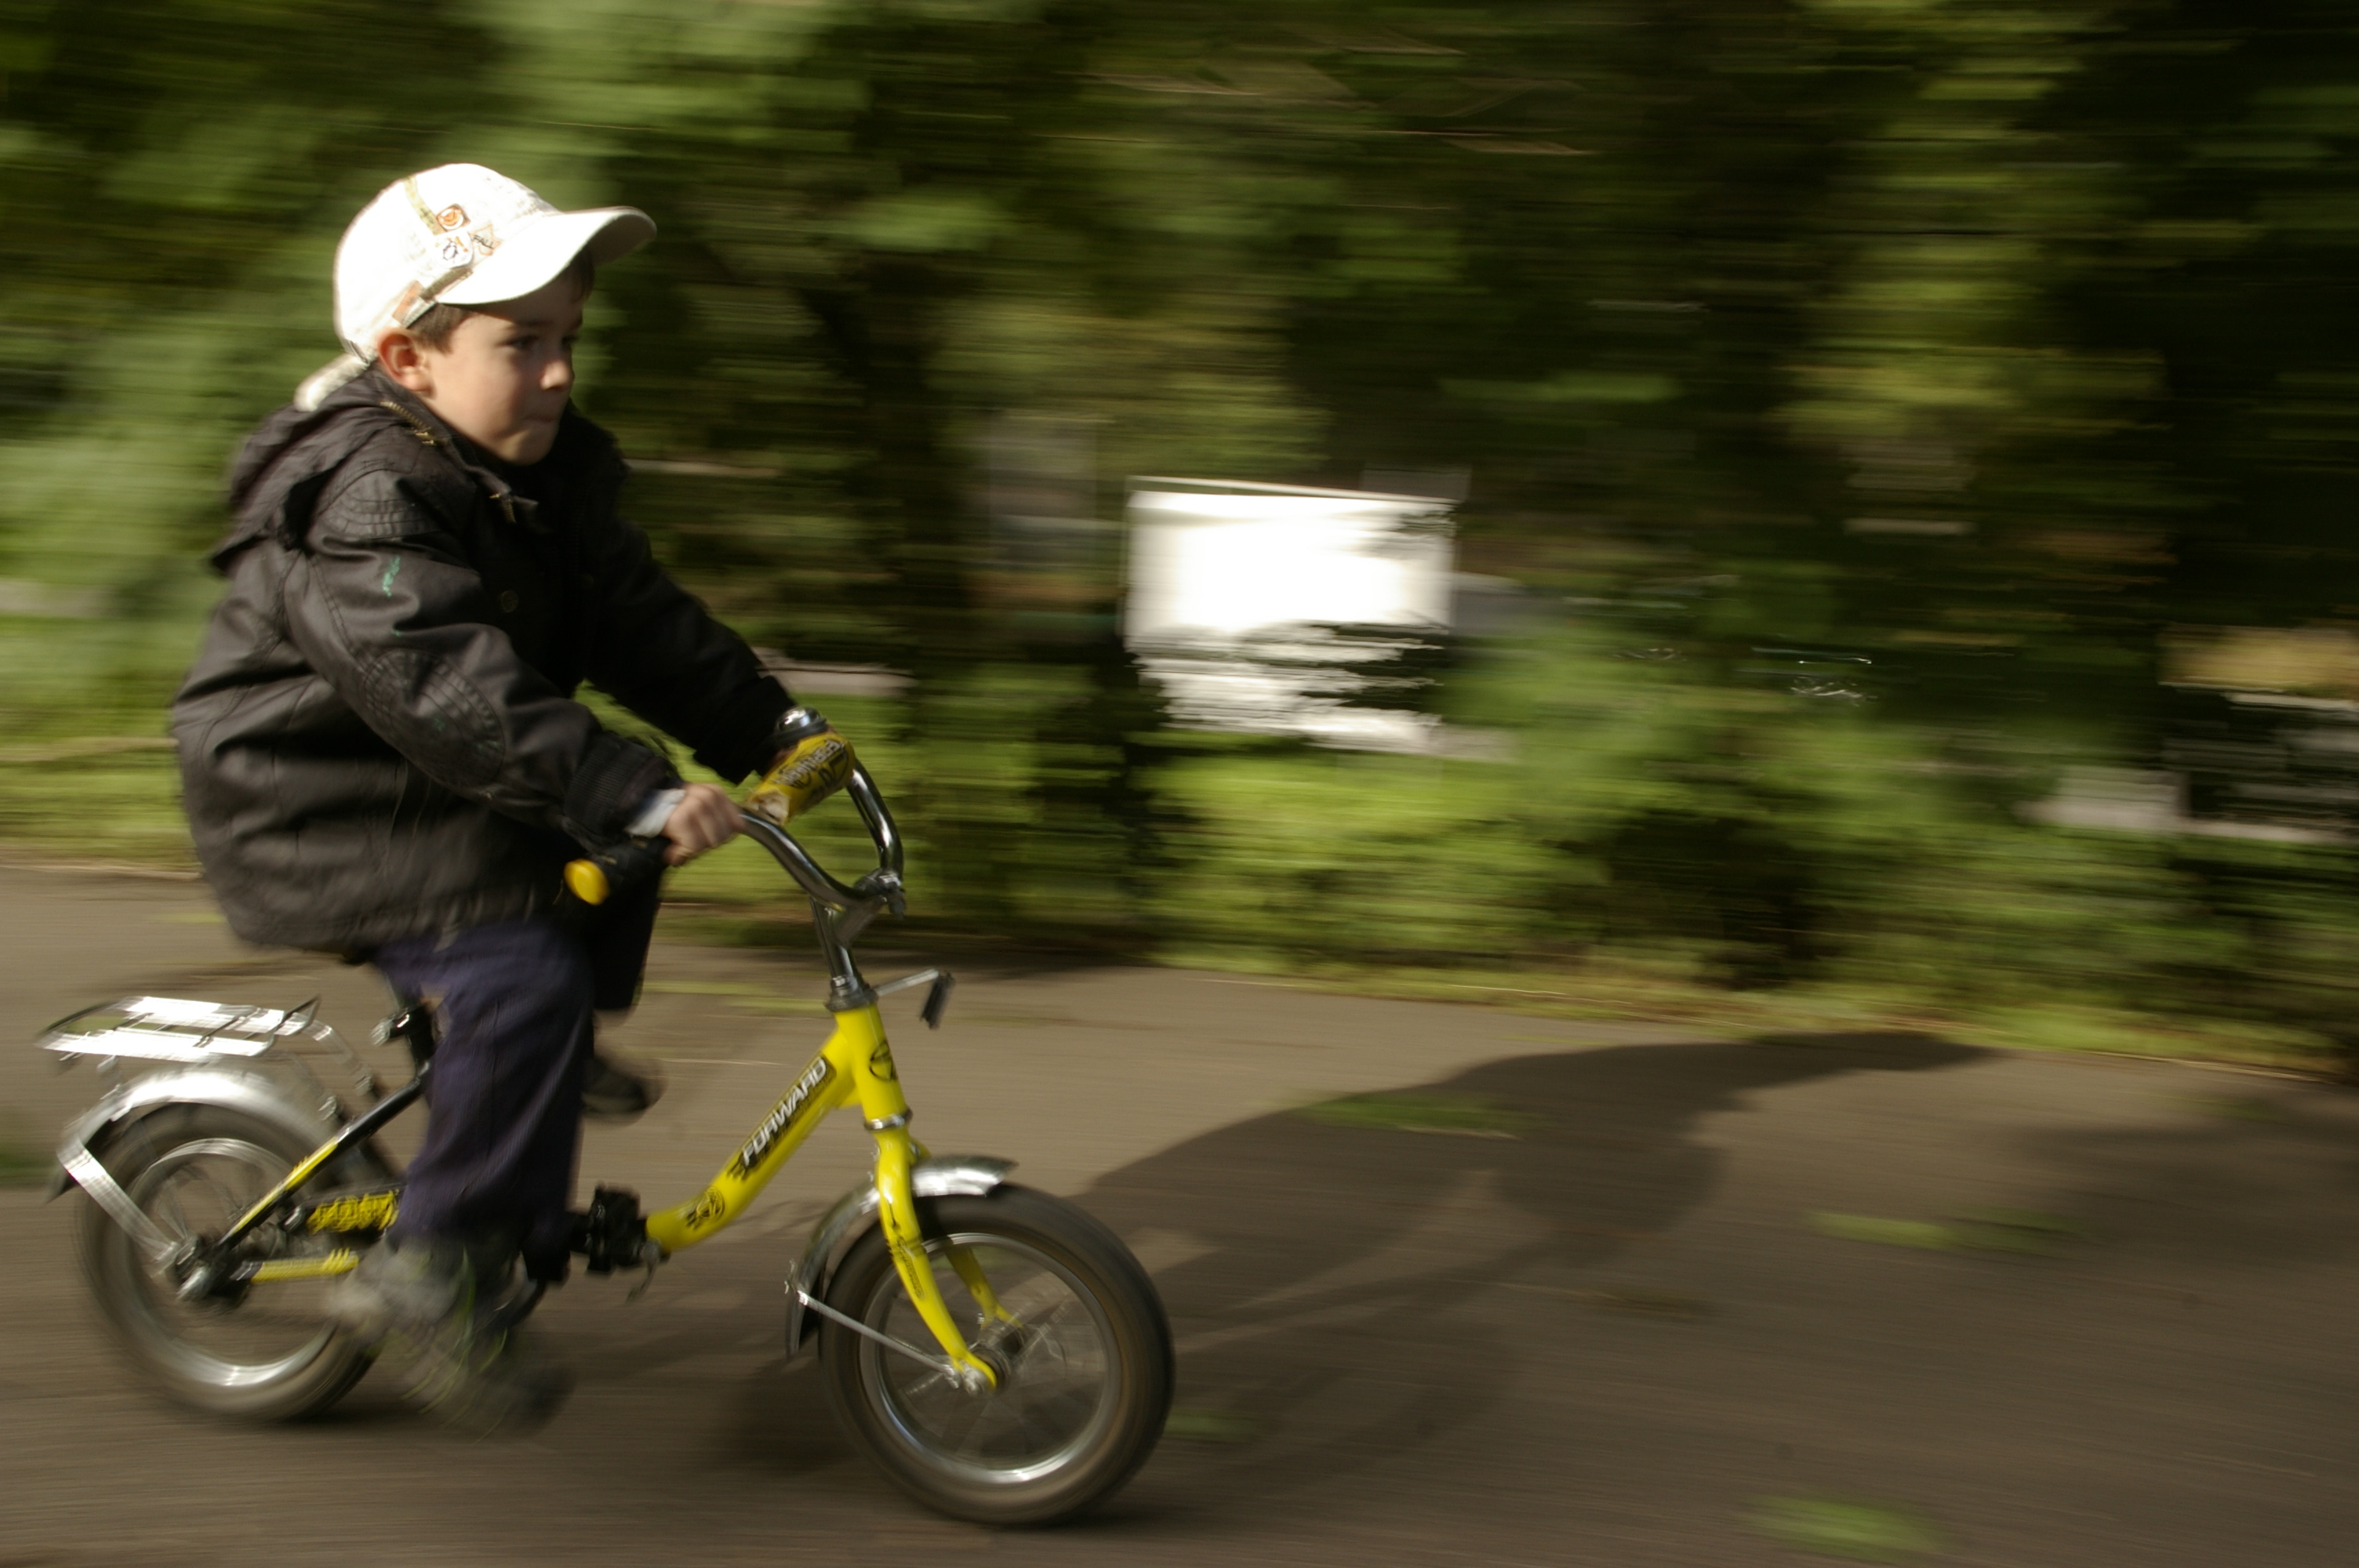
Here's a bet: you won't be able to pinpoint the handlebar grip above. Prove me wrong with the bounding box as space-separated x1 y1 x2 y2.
563 840 668 908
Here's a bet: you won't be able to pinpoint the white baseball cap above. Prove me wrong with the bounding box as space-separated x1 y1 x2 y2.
296 163 653 409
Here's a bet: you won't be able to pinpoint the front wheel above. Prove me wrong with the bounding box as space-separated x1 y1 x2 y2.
79 1105 378 1421
819 1185 1173 1525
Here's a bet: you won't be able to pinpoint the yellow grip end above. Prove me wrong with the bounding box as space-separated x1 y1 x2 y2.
564 858 610 906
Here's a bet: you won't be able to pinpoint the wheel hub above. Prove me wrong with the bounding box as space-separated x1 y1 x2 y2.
965 1337 1016 1395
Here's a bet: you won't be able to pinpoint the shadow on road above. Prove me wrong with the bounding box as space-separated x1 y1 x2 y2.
2018 1074 2359 1270
1080 1032 1983 1516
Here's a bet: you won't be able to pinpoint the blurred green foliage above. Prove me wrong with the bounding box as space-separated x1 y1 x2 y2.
7 0 2359 1067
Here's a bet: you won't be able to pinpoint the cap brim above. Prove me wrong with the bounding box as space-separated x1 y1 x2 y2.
437 206 655 308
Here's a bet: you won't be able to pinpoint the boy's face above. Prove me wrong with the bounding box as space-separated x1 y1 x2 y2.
376 272 583 465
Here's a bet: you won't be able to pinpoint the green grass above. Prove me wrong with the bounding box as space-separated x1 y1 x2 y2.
1809 1210 2088 1257
1747 1497 1945 1563
1163 1408 1259 1443
0 1120 53 1188
0 738 194 869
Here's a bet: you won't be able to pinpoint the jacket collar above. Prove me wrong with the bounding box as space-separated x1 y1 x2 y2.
365 377 541 532
215 369 625 568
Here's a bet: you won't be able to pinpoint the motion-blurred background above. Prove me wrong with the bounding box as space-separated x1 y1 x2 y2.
5 0 2358 1070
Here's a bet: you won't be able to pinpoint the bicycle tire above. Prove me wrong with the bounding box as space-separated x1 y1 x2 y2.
79 1105 377 1421
818 1185 1172 1525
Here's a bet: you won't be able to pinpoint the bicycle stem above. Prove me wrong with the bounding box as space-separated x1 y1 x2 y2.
735 775 904 1011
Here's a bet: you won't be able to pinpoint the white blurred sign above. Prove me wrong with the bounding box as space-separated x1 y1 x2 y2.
1124 479 1455 752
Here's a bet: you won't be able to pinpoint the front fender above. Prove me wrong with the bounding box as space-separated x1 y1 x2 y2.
783 1155 1013 1357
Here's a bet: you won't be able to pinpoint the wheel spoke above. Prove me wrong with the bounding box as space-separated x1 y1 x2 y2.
940 1395 999 1457
896 1363 961 1401
994 1273 1069 1319
154 1178 199 1244
188 1164 249 1218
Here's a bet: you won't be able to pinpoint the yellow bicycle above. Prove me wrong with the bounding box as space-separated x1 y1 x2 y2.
40 764 1173 1526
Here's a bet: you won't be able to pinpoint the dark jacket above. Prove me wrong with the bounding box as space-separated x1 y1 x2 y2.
173 371 791 952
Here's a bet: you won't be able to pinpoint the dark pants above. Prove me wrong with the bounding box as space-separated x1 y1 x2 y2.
376 917 594 1281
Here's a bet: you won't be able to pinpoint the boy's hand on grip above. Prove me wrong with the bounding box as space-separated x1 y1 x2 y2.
748 708 855 825
662 782 743 866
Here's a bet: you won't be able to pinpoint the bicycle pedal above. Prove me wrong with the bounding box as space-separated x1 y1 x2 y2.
569 1185 649 1276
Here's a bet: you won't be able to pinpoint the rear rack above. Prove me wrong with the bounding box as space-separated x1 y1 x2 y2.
42 996 319 1063
40 995 380 1106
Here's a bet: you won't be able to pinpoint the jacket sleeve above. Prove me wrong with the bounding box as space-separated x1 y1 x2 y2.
281 463 675 841
577 508 794 784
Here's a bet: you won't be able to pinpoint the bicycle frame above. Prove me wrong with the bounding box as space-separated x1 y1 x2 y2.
60 767 1007 1389
180 990 997 1377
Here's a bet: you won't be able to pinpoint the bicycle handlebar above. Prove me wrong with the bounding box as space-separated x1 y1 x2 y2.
563 763 903 917
736 762 903 914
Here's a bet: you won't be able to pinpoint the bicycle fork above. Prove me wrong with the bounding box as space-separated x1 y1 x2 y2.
849 1011 1012 1391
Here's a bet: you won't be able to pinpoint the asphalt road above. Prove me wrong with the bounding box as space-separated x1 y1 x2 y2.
2 858 2357 1567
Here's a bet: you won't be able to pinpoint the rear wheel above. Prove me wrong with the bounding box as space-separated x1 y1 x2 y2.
79 1106 377 1421
819 1185 1172 1525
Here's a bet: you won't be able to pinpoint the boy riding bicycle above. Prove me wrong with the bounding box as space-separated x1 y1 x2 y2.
173 164 841 1432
